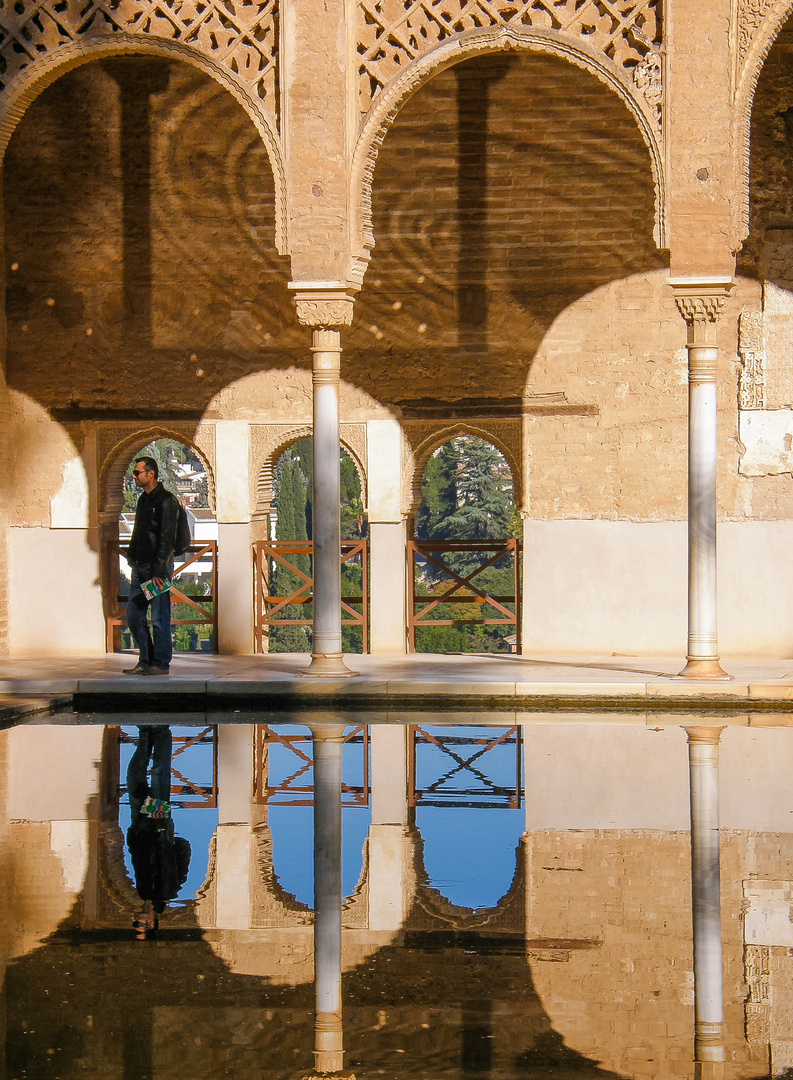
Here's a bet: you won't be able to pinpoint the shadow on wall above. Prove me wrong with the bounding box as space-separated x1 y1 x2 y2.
3 56 298 422
350 50 669 406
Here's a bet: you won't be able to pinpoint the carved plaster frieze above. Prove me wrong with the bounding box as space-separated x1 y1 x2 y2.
295 299 355 327
0 0 278 110
744 943 771 1043
738 0 777 72
738 307 767 409
357 0 662 118
402 417 521 517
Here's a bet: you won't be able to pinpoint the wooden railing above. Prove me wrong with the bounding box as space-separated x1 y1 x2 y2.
254 724 369 806
407 538 521 653
105 541 218 653
115 725 219 808
253 539 368 653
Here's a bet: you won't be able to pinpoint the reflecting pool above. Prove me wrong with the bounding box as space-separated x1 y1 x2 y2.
1 715 791 1079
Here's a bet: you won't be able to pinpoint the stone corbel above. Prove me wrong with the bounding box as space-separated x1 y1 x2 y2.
289 281 358 328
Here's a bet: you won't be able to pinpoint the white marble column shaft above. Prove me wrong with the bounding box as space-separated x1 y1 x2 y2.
671 280 733 679
291 286 358 677
686 726 725 1073
312 724 346 1074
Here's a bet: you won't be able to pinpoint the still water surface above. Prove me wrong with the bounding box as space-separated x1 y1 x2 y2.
2 716 791 1079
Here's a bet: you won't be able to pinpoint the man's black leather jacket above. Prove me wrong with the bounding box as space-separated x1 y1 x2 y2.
127 483 179 580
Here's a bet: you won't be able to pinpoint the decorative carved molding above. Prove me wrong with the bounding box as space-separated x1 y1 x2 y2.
295 299 355 327
734 0 793 246
744 943 772 1044
738 0 777 72
674 295 728 325
97 420 217 516
402 417 521 518
0 0 278 104
250 422 367 514
738 307 767 409
358 0 661 112
351 28 667 272
632 48 662 126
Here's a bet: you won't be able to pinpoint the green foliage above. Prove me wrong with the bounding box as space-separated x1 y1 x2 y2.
415 442 458 541
417 437 517 543
269 449 311 652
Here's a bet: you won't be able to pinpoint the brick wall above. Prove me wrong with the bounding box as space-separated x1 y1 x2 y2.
4 59 297 416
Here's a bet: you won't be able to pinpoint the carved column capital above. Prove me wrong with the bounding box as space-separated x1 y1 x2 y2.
669 277 735 347
289 282 357 328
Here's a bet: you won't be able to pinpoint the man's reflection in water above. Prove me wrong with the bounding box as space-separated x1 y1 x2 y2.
125 725 191 939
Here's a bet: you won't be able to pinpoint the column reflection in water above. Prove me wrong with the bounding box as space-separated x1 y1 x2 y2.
310 723 352 1077
686 725 725 1080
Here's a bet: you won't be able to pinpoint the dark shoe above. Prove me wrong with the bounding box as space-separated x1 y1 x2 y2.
123 663 149 675
139 666 170 677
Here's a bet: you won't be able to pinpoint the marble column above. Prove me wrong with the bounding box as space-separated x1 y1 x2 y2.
686 725 725 1080
670 278 734 679
293 287 358 677
310 723 351 1076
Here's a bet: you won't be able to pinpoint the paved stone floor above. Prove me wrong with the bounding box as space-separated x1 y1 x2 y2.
1 652 793 717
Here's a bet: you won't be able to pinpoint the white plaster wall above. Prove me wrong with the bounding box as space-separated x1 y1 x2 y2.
522 519 793 657
521 520 687 655
9 526 105 655
523 724 793 832
7 726 103 820
369 522 407 655
217 522 254 654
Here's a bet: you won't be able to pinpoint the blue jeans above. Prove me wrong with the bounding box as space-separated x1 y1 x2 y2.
127 725 172 817
127 563 174 669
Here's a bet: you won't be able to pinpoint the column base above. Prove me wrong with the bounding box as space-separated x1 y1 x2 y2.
678 657 731 680
302 652 359 678
694 1063 725 1080
302 1072 355 1080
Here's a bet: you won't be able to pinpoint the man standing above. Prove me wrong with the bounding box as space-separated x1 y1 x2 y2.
124 456 179 676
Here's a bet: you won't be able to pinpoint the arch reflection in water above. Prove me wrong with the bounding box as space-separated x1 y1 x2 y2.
116 724 218 905
3 714 793 1078
410 724 524 910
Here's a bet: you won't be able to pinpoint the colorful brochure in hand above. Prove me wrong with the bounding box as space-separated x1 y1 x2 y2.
141 577 172 600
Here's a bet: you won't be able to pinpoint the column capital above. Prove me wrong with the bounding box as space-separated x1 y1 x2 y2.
289 281 358 328
684 726 726 745
669 277 735 342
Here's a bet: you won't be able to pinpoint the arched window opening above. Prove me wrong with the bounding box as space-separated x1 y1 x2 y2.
411 436 520 654
114 437 216 654
266 437 367 654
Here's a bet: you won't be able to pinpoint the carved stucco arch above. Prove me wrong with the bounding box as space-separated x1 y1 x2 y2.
734 0 793 246
253 426 368 519
0 35 288 253
405 421 521 522
350 27 666 283
99 424 217 520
